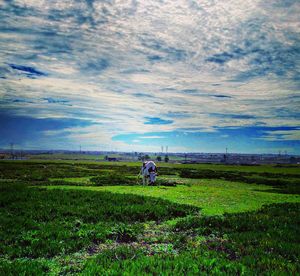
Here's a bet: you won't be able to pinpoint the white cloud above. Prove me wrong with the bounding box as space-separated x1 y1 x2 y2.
259 129 300 141
139 136 166 139
0 0 299 151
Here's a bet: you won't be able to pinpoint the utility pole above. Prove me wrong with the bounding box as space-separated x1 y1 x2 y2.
80 145 82 154
224 147 228 163
10 143 14 159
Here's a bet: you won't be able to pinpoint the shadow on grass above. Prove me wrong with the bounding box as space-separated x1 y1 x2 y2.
254 185 300 195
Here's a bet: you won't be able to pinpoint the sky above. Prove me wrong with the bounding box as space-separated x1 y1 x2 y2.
0 0 299 154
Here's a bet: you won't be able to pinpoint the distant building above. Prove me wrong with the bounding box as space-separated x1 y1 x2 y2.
0 153 8 159
107 157 118 162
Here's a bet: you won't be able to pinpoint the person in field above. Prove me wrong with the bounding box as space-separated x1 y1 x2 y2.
140 160 157 185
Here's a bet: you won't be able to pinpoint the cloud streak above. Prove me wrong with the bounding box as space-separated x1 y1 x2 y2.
0 0 299 153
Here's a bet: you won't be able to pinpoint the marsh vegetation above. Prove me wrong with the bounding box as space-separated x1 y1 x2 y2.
0 161 299 274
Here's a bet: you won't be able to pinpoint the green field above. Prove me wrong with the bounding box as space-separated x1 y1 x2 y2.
53 179 299 215
0 161 299 274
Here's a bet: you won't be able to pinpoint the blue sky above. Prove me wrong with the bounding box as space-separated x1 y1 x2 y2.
0 0 299 153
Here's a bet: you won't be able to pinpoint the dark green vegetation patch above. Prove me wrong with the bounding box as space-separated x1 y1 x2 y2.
0 161 177 186
82 203 300 275
1 161 300 193
90 172 136 186
0 182 198 259
0 161 300 275
180 168 300 194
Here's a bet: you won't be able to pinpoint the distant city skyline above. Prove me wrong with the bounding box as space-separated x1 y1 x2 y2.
0 1 299 154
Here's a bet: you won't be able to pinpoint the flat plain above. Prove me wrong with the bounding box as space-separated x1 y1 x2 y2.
0 160 299 275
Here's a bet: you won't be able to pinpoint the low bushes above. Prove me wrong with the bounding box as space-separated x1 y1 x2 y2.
90 172 136 186
179 168 300 194
0 182 198 259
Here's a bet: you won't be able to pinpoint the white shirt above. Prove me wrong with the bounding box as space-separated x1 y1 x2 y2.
141 161 156 176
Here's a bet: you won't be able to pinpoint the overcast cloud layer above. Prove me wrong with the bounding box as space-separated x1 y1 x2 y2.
0 0 299 153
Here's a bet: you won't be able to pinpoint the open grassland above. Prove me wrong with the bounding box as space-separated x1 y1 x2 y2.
51 179 299 215
28 153 184 161
9 159 300 173
28 153 104 160
0 160 299 274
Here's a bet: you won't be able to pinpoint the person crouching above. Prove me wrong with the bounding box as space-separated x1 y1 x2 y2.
140 160 157 185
